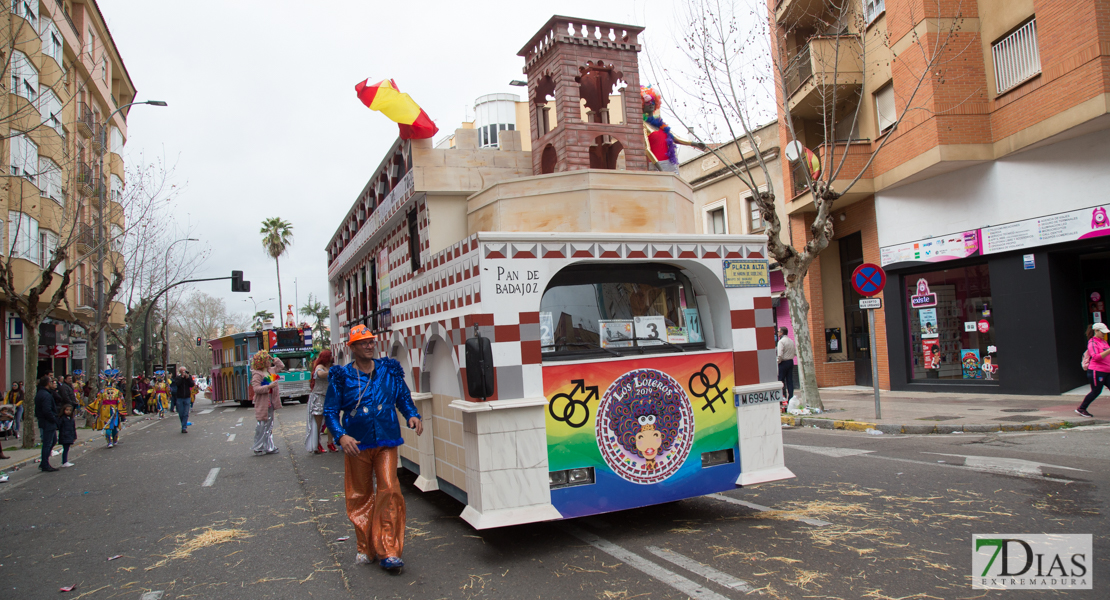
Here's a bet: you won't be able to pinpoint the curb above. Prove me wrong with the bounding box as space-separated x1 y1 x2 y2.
781 415 1109 434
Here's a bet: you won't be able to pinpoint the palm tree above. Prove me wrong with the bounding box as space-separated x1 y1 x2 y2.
260 218 294 318
300 293 330 348
252 310 275 331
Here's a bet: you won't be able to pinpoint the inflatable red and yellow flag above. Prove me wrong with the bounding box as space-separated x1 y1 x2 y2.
355 79 439 140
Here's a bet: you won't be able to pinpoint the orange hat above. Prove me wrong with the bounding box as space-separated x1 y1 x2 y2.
347 324 376 345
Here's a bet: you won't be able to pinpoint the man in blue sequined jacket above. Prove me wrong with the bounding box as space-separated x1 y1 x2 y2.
324 324 422 574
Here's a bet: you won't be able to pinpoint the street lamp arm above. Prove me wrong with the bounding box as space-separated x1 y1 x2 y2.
141 275 230 377
107 100 168 126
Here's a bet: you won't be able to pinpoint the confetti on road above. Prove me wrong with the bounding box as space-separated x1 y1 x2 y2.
59 585 75 592
336 536 349 541
107 554 122 561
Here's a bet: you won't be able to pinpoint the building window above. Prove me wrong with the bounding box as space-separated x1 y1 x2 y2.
874 82 897 133
11 0 36 26
864 0 885 23
407 208 421 272
110 126 124 153
38 157 63 204
9 131 39 185
37 86 64 138
110 225 122 252
992 18 1040 94
8 211 41 265
748 197 767 232
9 50 38 102
905 264 997 382
110 174 123 202
41 19 63 64
704 199 727 234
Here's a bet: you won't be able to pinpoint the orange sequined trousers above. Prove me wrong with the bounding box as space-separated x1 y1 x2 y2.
343 446 405 559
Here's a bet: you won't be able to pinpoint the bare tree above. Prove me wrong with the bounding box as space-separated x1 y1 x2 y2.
169 290 246 375
660 0 972 408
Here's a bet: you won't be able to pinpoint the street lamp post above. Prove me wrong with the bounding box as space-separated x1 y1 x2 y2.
161 237 198 370
95 100 167 387
245 296 274 328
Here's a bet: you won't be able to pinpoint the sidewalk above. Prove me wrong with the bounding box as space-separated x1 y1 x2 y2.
0 412 165 475
781 385 1110 434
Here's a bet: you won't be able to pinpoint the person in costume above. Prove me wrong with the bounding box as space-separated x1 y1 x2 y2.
641 85 706 173
250 350 284 454
152 374 171 419
325 324 422 573
306 349 337 454
87 381 123 447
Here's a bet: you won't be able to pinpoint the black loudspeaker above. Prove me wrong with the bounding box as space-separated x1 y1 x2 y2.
465 335 495 399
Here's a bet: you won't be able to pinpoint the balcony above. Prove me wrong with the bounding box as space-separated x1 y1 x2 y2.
76 102 94 138
76 223 96 252
90 122 104 153
774 0 834 28
77 283 94 309
77 162 97 197
784 36 863 120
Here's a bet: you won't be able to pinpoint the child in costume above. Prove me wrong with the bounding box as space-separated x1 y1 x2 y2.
88 384 123 447
153 376 171 419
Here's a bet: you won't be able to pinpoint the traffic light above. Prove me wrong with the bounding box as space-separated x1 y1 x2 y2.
196 336 202 346
231 270 251 292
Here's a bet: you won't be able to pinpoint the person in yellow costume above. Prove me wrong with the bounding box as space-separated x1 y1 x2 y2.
87 383 123 448
152 374 171 419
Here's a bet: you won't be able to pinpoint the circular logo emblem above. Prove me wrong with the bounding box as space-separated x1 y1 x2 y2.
596 369 695 485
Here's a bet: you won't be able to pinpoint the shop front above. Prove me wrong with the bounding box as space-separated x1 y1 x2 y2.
880 204 1110 394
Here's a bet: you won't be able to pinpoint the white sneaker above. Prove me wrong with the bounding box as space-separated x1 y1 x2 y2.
62 462 75 468
355 552 373 565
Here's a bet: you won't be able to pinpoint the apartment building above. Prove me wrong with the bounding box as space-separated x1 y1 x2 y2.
3 0 134 385
774 0 1110 394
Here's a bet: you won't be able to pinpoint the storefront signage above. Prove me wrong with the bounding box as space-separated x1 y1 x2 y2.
961 349 981 379
981 204 1110 255
879 230 980 267
910 279 938 308
71 342 87 360
1023 254 1035 270
722 260 769 288
977 320 991 333
964 322 977 332
738 388 783 406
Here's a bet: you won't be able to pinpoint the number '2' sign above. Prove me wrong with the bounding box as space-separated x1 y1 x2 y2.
634 316 667 346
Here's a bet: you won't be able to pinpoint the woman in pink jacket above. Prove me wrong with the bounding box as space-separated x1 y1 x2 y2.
251 351 285 454
1077 322 1110 417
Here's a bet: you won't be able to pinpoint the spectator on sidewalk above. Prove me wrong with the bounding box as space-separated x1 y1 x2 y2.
58 403 77 467
57 374 78 410
172 367 195 433
35 375 59 472
1077 322 1110 417
776 327 797 401
2 382 22 440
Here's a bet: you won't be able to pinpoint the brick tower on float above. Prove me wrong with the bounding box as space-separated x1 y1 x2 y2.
518 16 649 175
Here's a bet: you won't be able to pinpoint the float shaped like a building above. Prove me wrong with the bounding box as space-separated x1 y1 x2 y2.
325 16 792 529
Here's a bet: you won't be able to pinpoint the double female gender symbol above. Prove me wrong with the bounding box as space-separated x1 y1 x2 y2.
689 363 727 413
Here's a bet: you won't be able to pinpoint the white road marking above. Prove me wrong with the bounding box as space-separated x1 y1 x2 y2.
862 454 1076 483
140 592 164 600
237 417 244 423
921 453 1086 476
227 434 236 442
202 468 220 487
563 526 730 600
784 443 875 458
707 493 831 527
199 409 213 415
646 546 754 592
222 408 235 413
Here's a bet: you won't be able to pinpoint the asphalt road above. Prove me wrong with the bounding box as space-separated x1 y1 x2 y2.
2 404 1107 599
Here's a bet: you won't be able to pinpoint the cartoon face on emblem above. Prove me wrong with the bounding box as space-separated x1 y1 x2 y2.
916 279 929 295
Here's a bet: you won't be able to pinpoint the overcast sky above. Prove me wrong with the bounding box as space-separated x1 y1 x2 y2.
96 0 758 324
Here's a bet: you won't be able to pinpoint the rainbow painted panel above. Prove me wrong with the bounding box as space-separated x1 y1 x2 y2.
544 352 738 519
